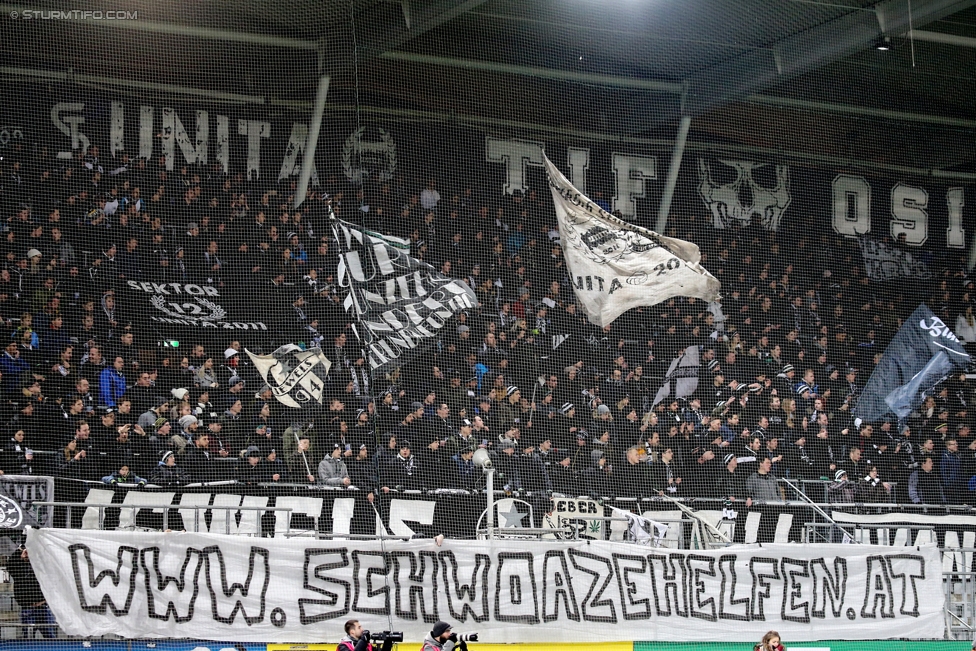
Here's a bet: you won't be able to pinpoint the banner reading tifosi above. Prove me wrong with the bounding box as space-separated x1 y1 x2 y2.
28 529 944 643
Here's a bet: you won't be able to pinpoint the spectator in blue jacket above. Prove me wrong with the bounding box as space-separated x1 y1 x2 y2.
0 340 30 399
99 355 127 407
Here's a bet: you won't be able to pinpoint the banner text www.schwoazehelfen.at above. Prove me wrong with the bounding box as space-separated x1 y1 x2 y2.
27 529 944 643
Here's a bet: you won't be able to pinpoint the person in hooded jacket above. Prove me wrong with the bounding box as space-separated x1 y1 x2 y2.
827 468 857 502
346 444 376 494
319 444 352 487
550 450 579 496
336 619 373 651
101 460 148 485
287 433 317 484
446 445 477 491
493 438 523 491
95 290 127 343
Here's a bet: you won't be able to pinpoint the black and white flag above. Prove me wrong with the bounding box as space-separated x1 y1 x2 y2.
652 345 701 407
334 220 478 372
544 155 720 327
610 506 668 546
855 303 970 421
858 236 932 282
245 345 332 409
0 476 51 529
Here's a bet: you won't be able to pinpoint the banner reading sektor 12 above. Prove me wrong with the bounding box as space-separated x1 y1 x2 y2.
28 529 944 643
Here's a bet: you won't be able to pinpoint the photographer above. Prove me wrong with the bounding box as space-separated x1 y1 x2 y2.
423 621 475 651
338 619 372 651
338 620 398 651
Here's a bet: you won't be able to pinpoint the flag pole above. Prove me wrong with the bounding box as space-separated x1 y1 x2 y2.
329 203 383 457
295 430 314 483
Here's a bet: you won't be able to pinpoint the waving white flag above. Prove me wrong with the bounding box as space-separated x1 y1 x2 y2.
544 154 720 327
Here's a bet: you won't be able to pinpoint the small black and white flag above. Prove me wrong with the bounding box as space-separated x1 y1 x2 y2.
334 219 478 372
544 154 720 327
610 507 668 546
245 345 332 409
652 345 701 407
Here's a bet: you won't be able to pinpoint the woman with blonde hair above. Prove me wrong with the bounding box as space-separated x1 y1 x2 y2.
194 357 219 388
57 439 83 478
724 330 744 355
780 398 797 438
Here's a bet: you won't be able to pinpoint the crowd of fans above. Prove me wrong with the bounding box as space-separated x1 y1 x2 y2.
0 143 975 511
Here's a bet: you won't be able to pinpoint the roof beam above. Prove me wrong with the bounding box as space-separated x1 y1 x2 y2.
354 0 489 60
909 28 976 48
319 0 488 81
680 0 976 120
379 51 976 129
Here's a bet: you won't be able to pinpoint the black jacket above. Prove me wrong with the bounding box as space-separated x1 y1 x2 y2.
378 453 423 491
8 554 44 608
182 445 213 483
149 463 188 485
615 460 653 498
550 463 579 496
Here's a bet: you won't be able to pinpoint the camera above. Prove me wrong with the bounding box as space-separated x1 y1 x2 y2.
372 631 404 642
453 633 479 642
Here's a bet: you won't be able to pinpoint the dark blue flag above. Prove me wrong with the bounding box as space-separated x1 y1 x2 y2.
855 303 970 421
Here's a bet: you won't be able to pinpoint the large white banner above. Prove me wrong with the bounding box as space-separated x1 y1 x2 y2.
27 529 944 643
544 154 720 327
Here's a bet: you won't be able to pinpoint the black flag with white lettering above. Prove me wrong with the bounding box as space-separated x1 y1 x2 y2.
856 303 970 421
334 219 478 373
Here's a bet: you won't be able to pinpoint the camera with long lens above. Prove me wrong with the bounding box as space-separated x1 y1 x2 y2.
453 633 479 642
371 631 404 642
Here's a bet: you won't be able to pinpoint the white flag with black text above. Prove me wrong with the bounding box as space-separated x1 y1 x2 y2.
544 155 720 327
335 220 478 372
245 344 332 409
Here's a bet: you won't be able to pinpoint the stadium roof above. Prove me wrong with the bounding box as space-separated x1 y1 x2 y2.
2 0 975 175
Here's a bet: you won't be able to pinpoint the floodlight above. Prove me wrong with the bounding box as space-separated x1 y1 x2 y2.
472 448 492 470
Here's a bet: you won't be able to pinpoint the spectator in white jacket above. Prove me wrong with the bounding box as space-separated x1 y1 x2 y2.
956 306 976 354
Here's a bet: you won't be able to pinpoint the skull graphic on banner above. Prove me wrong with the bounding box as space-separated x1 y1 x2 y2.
698 158 792 231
